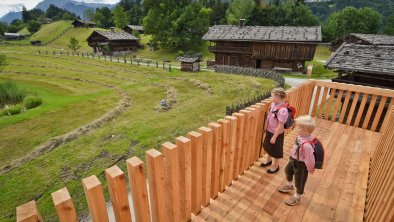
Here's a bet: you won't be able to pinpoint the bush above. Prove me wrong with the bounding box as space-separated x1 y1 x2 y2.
1 104 23 116
0 81 26 108
23 96 42 109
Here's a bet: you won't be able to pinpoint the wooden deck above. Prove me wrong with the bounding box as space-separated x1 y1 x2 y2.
192 119 380 222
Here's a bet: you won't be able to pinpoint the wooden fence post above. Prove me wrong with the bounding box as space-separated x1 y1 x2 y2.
246 107 258 165
208 122 222 199
188 131 203 213
146 149 168 222
218 119 230 192
126 156 150 222
239 110 251 171
82 175 109 222
105 165 132 222
162 142 181 222
232 112 246 176
51 187 78 222
197 127 213 206
16 200 43 222
224 116 237 183
176 136 192 221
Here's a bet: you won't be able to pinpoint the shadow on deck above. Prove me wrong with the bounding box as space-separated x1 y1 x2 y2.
193 119 379 222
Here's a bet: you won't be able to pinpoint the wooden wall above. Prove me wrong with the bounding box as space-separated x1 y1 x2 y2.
365 106 394 222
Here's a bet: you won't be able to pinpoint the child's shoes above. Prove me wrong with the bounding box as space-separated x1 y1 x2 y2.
278 184 294 193
285 196 300 206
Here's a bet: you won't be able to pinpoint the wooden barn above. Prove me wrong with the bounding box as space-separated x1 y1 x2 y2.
72 20 96 28
177 56 200 72
202 24 321 71
87 30 139 55
326 43 394 89
2 33 27 40
330 33 394 52
123 25 144 34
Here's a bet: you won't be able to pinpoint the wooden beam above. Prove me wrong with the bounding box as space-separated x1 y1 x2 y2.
51 187 78 222
82 175 109 222
188 131 203 213
16 201 43 222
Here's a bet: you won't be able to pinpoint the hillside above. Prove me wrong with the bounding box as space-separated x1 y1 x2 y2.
47 27 106 51
29 21 73 44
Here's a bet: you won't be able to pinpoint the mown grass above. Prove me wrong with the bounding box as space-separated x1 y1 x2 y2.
0 45 277 221
48 27 107 51
314 45 332 61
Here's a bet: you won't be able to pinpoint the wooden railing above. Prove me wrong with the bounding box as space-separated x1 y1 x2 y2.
365 106 394 222
14 81 394 222
308 81 394 132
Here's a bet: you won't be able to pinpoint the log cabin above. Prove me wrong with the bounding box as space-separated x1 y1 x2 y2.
123 25 144 34
72 20 96 28
87 30 139 56
177 56 200 72
202 22 321 72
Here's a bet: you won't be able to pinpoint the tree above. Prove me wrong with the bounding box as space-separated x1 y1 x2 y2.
27 21 41 34
113 6 129 28
143 0 211 50
323 7 382 42
68 37 81 51
94 7 114 28
384 13 394 35
0 22 8 35
22 6 31 23
226 0 255 25
83 9 95 20
8 19 25 33
210 0 230 25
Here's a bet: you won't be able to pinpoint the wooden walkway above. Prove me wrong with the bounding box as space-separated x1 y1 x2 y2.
192 119 380 222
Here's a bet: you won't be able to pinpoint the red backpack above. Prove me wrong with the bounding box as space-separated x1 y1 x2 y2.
271 102 296 129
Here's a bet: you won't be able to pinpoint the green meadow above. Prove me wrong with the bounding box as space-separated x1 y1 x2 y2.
0 45 276 221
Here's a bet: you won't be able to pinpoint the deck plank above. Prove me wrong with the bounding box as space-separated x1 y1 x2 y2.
195 119 380 222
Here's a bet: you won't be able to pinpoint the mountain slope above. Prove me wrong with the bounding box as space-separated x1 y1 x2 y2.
0 11 22 24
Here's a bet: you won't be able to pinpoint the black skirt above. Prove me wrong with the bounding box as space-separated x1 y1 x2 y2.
263 131 284 159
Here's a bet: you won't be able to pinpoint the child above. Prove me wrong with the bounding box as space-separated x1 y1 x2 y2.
260 88 289 174
278 115 316 206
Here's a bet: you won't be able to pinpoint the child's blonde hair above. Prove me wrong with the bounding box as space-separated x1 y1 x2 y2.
271 87 286 99
295 115 316 133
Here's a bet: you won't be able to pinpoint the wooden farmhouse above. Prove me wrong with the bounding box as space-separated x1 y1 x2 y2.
202 24 321 71
177 56 200 72
72 20 96 28
124 25 144 34
326 44 394 89
330 33 394 52
2 33 27 40
87 30 139 55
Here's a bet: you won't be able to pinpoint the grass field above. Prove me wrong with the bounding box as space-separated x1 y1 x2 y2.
48 27 106 51
0 45 277 221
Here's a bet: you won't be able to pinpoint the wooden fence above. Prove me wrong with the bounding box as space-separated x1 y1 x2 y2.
365 106 394 222
308 81 393 132
14 81 394 222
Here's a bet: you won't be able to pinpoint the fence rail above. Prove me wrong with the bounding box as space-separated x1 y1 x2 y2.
15 81 394 221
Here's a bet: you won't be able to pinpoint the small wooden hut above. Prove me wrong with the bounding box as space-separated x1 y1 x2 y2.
87 30 139 55
202 23 321 71
178 56 200 72
72 20 96 28
330 33 394 52
2 33 27 40
123 25 144 34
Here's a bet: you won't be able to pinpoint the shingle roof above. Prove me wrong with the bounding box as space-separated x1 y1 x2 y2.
94 30 139 40
325 44 394 75
177 56 200 63
125 25 143 31
74 20 96 25
202 25 321 42
350 33 394 45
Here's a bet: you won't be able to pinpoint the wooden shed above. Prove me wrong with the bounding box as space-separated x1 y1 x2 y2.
87 30 139 55
177 56 200 72
330 33 394 52
202 25 321 71
123 25 144 34
2 33 27 40
72 20 96 28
